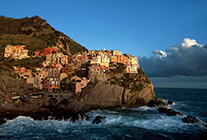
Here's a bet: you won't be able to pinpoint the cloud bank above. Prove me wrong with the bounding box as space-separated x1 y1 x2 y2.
139 38 207 77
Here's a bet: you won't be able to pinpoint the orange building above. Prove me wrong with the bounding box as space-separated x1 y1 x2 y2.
110 55 127 65
20 67 26 72
35 47 57 56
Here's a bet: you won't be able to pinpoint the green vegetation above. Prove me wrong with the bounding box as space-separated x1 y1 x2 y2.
131 84 144 92
109 68 151 92
0 16 88 55
138 68 145 75
110 74 145 92
69 41 88 54
144 76 151 84
2 57 44 69
110 63 126 74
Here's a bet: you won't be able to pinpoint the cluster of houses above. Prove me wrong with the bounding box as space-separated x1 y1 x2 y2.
74 49 139 73
4 45 140 94
89 50 139 73
4 45 30 59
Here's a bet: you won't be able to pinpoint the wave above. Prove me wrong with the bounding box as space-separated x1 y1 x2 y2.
0 106 206 140
86 107 206 132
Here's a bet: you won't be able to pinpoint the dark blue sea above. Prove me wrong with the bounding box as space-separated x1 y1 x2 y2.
0 88 207 140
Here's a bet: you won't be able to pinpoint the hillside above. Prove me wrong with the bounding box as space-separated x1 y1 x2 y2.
0 15 87 55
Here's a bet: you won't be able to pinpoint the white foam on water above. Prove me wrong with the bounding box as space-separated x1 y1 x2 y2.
129 106 157 111
105 116 122 125
103 110 119 114
1 106 205 137
133 115 184 131
5 116 34 125
85 107 202 133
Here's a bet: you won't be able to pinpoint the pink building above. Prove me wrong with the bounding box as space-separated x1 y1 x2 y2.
72 77 90 94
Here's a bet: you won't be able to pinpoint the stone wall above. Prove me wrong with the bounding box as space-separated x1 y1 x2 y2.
88 65 110 83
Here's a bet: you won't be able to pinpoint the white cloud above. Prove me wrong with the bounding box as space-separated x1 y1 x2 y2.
181 38 203 48
152 50 167 58
139 38 207 77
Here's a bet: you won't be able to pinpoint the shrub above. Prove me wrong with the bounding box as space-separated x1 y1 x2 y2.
132 84 144 92
144 77 151 83
110 63 126 74
138 68 145 75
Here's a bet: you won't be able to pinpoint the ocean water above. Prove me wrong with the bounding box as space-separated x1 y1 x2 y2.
0 88 207 140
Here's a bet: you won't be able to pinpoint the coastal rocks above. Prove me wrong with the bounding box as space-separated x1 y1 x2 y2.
0 78 156 124
0 118 6 125
92 116 106 124
147 98 165 107
182 115 199 123
48 98 59 106
85 115 90 121
147 99 174 107
168 100 174 105
158 107 183 116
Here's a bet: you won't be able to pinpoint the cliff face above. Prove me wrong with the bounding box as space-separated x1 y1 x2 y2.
70 81 155 110
69 68 156 110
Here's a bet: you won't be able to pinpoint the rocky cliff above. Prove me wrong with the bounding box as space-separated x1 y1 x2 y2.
68 68 156 111
69 81 155 110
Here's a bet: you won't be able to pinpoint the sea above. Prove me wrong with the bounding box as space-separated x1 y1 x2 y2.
0 88 207 140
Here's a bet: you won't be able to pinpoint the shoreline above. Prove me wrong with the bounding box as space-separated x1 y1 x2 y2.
0 102 161 125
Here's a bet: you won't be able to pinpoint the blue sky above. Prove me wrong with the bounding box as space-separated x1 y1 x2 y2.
1 0 207 88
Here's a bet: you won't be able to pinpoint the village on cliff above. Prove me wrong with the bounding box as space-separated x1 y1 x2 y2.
3 45 139 96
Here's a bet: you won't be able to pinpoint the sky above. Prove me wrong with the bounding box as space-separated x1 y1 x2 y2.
1 0 207 89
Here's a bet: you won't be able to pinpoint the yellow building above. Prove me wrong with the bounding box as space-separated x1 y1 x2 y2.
112 50 122 56
4 45 13 58
46 53 68 65
97 55 110 67
125 54 139 73
4 45 29 59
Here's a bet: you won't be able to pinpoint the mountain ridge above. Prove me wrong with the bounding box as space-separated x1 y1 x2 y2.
0 15 88 55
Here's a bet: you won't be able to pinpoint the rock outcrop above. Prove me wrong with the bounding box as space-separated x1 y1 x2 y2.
92 116 106 124
66 67 158 111
158 107 183 116
168 100 174 105
147 98 165 107
182 115 199 123
68 81 156 111
0 118 6 125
